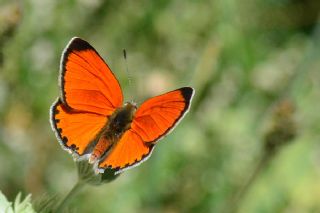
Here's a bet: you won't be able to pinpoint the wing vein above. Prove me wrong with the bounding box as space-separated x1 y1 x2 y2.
72 52 116 107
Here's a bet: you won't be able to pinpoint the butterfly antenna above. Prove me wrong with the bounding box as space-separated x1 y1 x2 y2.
123 49 134 102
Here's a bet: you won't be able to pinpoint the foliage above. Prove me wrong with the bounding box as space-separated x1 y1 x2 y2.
0 191 35 213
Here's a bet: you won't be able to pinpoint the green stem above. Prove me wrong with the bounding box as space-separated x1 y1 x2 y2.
55 181 85 212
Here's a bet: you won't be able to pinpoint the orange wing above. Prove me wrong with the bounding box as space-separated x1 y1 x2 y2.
132 87 194 143
97 87 194 173
97 129 154 173
50 99 107 156
60 37 123 115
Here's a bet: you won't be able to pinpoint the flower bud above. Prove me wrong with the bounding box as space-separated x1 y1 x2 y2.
76 161 120 186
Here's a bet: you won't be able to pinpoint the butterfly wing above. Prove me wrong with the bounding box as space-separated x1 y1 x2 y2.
96 129 154 173
50 99 107 156
60 37 123 115
51 37 123 156
97 87 194 173
131 87 194 143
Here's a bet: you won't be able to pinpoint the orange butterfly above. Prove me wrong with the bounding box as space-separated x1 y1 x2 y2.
50 37 194 174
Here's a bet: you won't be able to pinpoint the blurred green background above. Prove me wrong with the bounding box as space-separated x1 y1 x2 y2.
1 0 320 212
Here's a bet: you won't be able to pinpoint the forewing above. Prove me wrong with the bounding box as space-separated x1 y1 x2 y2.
131 87 194 143
50 99 107 156
97 129 154 173
60 37 123 115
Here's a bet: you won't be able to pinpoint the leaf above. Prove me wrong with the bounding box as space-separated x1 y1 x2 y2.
0 191 13 213
0 191 36 213
13 192 36 213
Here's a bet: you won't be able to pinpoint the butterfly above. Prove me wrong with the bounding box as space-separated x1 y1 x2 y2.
50 37 194 174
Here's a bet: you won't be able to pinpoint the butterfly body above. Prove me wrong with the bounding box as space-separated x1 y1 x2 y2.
89 102 137 163
50 37 194 174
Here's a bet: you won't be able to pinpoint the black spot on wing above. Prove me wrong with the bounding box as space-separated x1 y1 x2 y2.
62 136 68 144
70 144 79 151
179 87 194 118
179 87 194 107
50 99 62 133
66 37 94 52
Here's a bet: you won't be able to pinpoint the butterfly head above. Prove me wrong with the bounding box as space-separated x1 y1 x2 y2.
124 101 137 112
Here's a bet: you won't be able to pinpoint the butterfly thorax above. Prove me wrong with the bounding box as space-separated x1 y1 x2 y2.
89 102 137 163
106 102 137 137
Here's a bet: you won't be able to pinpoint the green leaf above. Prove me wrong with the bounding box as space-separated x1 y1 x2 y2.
0 191 36 213
0 191 13 213
13 192 36 213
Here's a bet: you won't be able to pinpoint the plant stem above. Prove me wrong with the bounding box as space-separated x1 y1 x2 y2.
55 180 85 212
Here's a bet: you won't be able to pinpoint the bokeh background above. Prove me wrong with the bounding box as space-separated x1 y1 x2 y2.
1 0 320 212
